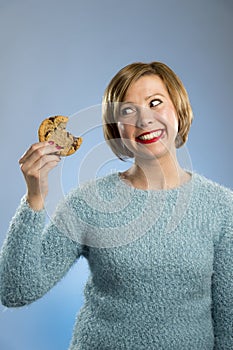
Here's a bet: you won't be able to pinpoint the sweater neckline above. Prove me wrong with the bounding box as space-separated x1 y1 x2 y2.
114 170 195 195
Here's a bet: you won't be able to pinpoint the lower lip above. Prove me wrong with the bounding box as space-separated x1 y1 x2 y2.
135 130 165 144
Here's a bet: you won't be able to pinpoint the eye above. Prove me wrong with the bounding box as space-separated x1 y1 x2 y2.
150 99 162 108
120 106 136 116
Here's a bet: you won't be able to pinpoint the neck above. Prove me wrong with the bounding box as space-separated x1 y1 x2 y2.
121 153 190 190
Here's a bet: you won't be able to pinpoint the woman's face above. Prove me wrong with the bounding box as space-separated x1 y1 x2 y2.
117 74 179 161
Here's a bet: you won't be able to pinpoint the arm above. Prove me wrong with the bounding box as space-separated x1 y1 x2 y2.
0 196 84 307
212 193 233 349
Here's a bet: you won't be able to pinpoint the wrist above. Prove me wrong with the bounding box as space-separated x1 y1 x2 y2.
26 193 45 211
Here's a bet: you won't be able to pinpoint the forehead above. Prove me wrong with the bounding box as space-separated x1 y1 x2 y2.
124 74 168 101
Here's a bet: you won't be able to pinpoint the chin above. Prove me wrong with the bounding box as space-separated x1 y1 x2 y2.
131 143 175 161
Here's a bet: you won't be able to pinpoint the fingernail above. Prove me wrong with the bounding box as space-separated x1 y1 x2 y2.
48 141 54 145
56 145 63 150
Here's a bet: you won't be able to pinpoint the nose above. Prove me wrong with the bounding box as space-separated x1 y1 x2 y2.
136 107 154 128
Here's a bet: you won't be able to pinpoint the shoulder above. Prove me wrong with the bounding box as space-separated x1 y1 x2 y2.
193 171 233 197
192 171 233 212
51 174 120 239
64 173 120 205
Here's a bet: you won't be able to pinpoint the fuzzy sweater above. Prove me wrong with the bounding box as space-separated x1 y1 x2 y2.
0 172 233 350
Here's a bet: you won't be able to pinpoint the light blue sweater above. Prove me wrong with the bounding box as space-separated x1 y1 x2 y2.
0 172 233 349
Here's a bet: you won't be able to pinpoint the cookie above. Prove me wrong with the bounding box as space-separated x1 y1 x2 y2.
38 115 82 156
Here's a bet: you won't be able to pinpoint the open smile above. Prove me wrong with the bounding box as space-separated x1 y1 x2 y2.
135 129 165 144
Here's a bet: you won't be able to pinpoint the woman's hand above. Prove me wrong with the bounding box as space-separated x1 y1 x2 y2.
19 141 62 211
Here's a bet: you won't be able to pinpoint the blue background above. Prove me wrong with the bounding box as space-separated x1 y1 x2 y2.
0 0 233 349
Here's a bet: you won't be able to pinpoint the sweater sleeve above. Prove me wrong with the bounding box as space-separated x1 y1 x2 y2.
0 195 85 307
212 190 233 349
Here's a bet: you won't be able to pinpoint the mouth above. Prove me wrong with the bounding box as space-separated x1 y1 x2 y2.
135 129 165 144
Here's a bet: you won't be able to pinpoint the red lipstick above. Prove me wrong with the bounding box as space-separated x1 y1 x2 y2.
135 129 165 144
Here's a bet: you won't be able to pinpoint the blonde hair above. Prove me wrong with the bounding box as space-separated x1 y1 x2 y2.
102 61 193 160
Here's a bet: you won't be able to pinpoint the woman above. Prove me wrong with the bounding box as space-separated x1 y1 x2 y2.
0 62 232 349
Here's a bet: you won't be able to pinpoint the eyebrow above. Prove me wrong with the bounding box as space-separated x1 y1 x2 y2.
145 93 165 100
122 93 165 104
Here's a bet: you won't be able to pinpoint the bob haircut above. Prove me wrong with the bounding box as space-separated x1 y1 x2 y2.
102 61 193 160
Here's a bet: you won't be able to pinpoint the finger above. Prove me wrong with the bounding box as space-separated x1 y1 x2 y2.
36 154 61 172
19 142 48 164
19 142 61 165
39 157 61 175
21 154 61 175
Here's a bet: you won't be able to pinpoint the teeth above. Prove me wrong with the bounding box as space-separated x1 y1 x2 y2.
138 130 162 141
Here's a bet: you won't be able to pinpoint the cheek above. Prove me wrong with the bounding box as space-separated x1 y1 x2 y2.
117 122 135 138
117 122 124 133
173 113 179 133
162 107 179 134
